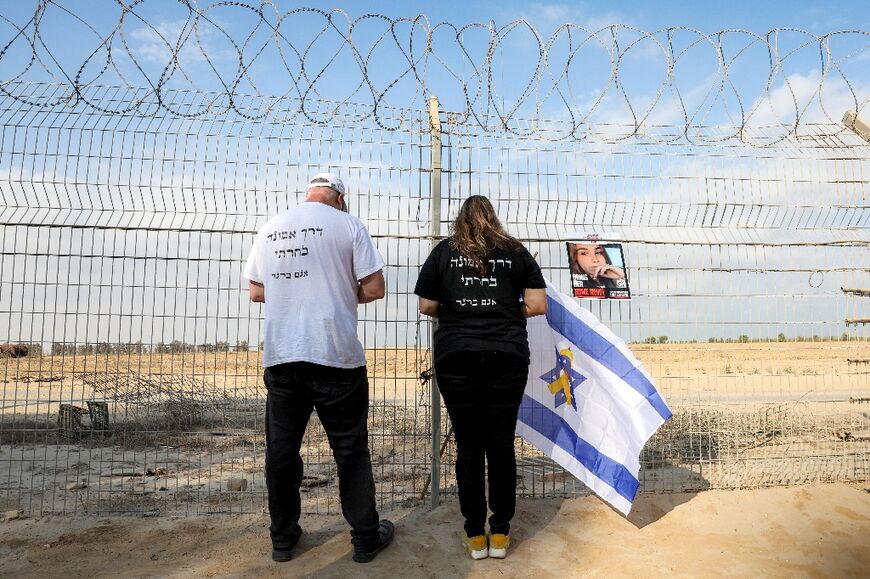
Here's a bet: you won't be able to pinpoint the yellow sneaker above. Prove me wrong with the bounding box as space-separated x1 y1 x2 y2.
462 534 488 560
488 533 510 559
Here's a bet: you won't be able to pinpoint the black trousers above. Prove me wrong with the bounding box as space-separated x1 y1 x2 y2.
264 362 380 550
435 351 529 537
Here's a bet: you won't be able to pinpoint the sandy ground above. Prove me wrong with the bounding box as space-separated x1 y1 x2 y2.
1 344 867 577
1 483 868 578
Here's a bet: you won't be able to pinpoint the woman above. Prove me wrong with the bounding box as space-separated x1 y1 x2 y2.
414 195 547 560
569 242 625 289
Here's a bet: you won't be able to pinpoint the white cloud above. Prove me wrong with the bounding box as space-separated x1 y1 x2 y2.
516 2 633 32
747 69 869 128
129 19 234 66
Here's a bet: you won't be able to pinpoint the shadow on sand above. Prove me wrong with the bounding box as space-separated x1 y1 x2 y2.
628 464 711 528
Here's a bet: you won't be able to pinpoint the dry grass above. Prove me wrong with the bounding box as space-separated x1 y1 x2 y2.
2 340 864 380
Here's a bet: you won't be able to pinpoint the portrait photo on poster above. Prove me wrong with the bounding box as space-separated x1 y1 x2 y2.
566 240 631 300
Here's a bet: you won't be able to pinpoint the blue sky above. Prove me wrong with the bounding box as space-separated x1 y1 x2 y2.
1 0 867 132
322 0 869 34
5 1 868 41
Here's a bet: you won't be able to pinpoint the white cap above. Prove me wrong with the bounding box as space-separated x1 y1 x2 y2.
307 172 346 195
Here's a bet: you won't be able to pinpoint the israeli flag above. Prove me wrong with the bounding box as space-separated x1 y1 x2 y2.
517 279 672 515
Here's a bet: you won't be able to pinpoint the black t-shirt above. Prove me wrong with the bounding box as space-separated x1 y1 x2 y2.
414 239 546 363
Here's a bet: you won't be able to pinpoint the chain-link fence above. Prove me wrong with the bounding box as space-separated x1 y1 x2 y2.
0 3 868 516
436 118 869 498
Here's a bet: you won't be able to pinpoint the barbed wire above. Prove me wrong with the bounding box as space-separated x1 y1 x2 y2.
0 1 868 144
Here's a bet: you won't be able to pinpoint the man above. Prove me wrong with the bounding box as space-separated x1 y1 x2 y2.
243 172 394 563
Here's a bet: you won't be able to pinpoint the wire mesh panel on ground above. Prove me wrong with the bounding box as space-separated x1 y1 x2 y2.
1 81 867 517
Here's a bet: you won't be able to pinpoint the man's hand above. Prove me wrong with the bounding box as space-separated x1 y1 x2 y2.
358 270 386 304
249 281 265 303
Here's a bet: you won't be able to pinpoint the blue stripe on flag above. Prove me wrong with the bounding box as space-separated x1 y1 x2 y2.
519 394 639 502
546 295 672 421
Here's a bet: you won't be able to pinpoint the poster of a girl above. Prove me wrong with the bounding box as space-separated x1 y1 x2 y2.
568 242 626 289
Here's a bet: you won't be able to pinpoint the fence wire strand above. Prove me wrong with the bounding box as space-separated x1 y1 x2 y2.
0 4 868 518
0 2 867 143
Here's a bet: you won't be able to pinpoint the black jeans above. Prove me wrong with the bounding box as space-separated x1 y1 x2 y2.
435 351 529 537
264 362 380 550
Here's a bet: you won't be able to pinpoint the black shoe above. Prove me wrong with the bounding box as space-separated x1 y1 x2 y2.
271 548 293 563
352 519 395 563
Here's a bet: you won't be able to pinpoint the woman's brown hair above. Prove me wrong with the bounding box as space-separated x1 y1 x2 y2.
450 195 523 275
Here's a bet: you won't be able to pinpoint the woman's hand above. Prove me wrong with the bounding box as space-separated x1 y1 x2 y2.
418 297 440 317
587 264 624 281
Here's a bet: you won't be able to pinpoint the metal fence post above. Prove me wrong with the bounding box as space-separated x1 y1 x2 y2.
428 95 443 508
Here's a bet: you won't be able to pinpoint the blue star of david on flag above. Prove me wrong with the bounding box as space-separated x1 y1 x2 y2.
539 345 586 410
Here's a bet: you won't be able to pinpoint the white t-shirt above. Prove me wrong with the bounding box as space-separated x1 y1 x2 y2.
243 202 384 368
